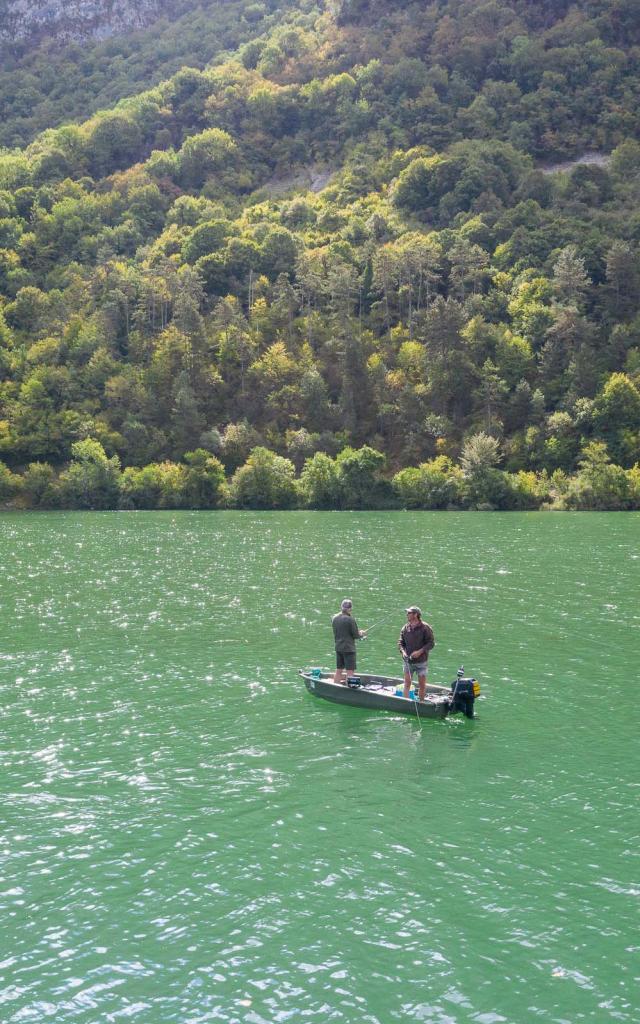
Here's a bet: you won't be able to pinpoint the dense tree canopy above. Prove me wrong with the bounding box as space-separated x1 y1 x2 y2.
0 0 639 510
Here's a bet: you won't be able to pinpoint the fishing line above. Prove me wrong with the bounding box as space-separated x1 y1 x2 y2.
362 613 397 634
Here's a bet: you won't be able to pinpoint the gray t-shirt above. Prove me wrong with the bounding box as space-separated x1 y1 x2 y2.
332 612 360 654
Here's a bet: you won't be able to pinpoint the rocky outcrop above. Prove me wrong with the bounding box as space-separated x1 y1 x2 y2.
262 165 335 197
540 152 611 175
0 0 177 48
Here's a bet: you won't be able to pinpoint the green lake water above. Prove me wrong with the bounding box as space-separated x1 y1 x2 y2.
1 510 639 1024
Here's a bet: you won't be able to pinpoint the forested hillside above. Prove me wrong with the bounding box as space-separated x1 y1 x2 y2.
1 0 640 510
0 0 294 149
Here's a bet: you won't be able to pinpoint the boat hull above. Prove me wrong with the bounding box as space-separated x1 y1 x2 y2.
300 670 452 719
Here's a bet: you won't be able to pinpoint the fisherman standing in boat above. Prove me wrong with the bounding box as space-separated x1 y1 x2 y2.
332 598 366 685
398 606 435 702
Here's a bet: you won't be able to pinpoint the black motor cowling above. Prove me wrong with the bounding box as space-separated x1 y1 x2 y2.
450 677 478 718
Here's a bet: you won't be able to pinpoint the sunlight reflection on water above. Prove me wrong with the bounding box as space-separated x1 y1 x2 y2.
0 511 638 1023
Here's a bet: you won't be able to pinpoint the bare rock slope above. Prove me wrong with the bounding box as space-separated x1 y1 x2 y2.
0 0 177 48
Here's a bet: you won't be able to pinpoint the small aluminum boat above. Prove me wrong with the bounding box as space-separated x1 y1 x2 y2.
300 668 479 719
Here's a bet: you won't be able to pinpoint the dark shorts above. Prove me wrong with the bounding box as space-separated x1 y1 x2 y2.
336 651 356 671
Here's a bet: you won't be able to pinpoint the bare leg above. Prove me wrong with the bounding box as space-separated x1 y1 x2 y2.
333 668 344 684
418 672 427 703
403 666 412 698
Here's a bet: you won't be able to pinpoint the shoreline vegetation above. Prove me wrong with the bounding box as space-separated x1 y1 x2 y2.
1 2 640 507
1 437 638 511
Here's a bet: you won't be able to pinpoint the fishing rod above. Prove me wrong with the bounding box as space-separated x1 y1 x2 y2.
362 613 397 635
412 690 423 729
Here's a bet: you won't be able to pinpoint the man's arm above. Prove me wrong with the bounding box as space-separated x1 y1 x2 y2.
423 623 435 652
398 624 408 657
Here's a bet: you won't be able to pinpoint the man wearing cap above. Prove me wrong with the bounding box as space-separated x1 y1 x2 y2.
332 599 366 685
398 606 435 702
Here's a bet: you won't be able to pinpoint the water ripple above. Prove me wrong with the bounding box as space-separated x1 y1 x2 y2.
1 511 638 1023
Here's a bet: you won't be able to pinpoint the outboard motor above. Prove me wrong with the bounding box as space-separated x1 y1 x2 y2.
450 666 480 718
